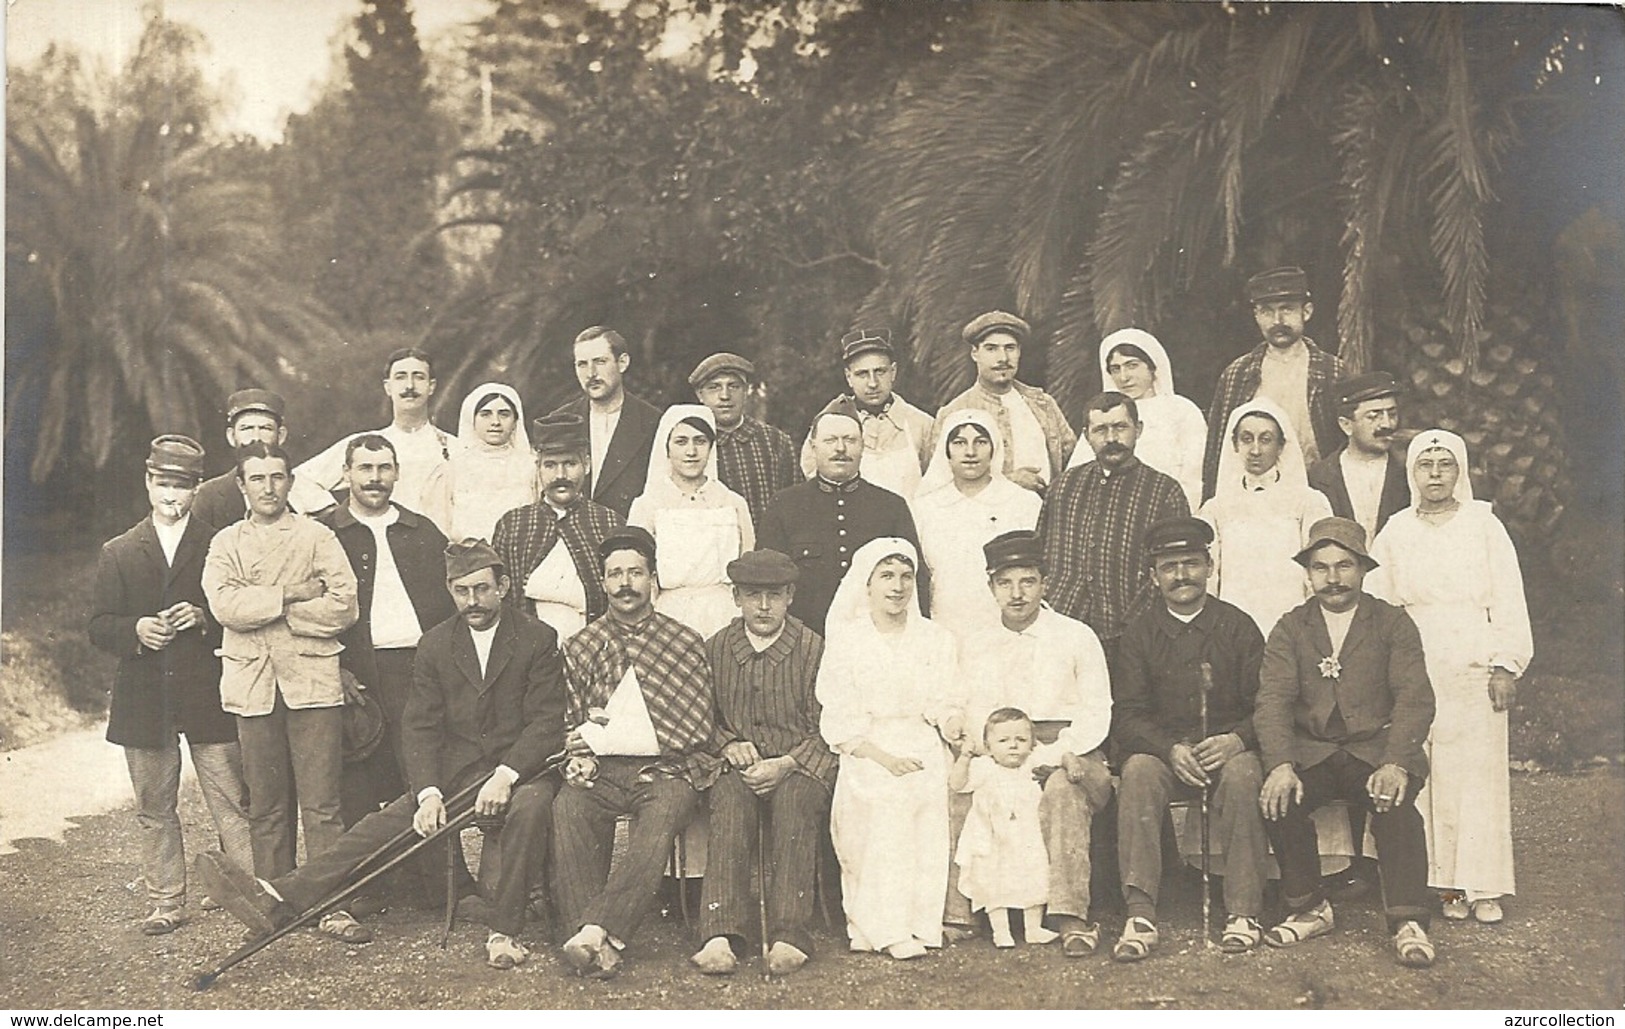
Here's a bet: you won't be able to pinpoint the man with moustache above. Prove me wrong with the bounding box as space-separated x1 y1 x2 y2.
199 539 568 970
689 352 802 527
799 329 935 501
549 326 662 521
291 348 458 522
1307 371 1410 543
552 527 722 979
491 413 625 640
90 435 253 935
1203 267 1347 500
1255 517 1437 968
194 389 292 529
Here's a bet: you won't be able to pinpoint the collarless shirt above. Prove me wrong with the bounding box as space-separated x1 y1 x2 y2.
350 505 423 649
589 399 624 488
960 606 1112 760
469 619 498 678
153 514 189 565
1339 450 1390 541
1258 341 1318 466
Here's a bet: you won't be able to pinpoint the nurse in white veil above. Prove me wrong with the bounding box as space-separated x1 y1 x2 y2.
420 383 536 542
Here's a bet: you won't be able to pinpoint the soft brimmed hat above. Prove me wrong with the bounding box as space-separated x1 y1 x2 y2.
1144 516 1215 560
340 668 386 765
225 388 285 423
145 434 207 483
445 538 505 581
531 412 589 455
1293 516 1379 571
962 310 1030 346
1334 370 1401 408
728 549 799 587
1247 266 1311 304
599 525 657 567
688 352 756 389
840 328 895 364
983 529 1044 575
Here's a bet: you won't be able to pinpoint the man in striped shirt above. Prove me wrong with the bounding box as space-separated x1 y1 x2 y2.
690 549 831 977
689 352 802 527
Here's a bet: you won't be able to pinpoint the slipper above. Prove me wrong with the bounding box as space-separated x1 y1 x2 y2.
1265 899 1334 948
940 923 977 944
1111 918 1158 963
562 925 607 973
486 932 530 970
586 945 622 980
1060 923 1101 957
1394 920 1435 968
1440 892 1469 920
1471 899 1504 924
317 910 373 944
1219 915 1262 953
141 906 186 936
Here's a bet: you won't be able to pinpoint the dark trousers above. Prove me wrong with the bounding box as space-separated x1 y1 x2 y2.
237 698 343 879
276 777 558 939
551 756 700 943
1264 750 1431 932
698 769 830 955
339 649 415 828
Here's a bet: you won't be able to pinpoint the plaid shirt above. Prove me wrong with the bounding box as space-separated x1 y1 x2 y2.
1037 457 1189 641
564 609 722 788
707 615 834 788
491 499 624 622
1202 337 1346 501
717 417 802 527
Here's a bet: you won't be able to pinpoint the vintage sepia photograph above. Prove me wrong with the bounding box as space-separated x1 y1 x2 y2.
3 0 1622 1013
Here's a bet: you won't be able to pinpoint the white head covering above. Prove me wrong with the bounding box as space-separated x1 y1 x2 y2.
824 536 922 650
640 403 720 500
1098 328 1175 399
1212 395 1308 502
917 408 1008 498
1403 428 1475 506
457 383 531 454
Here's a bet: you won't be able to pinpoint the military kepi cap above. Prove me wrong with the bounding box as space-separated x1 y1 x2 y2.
1293 516 1379 571
225 388 285 423
1334 370 1401 407
983 529 1044 575
1144 516 1215 559
1247 266 1311 303
728 548 799 587
688 352 756 389
599 525 657 566
146 434 207 483
445 538 505 581
962 310 1030 346
840 328 895 364
531 412 588 455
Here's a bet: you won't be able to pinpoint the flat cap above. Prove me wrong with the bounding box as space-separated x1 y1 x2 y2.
962 310 1030 346
983 529 1044 575
688 352 756 389
146 434 207 482
599 525 657 566
1335 370 1401 408
840 328 895 364
225 388 285 423
531 411 589 455
1293 516 1378 571
445 538 505 581
728 548 799 587
1144 516 1215 559
1246 266 1311 304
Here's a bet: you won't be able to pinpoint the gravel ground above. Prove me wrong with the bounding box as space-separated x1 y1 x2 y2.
1 769 1619 1010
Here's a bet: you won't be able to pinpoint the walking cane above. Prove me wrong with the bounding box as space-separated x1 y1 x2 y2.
756 812 772 979
1198 661 1215 950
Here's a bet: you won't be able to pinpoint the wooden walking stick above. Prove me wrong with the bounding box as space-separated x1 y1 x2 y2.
756 812 772 979
1198 661 1216 950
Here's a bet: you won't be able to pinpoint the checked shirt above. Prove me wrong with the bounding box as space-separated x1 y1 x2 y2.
1202 337 1346 501
716 417 802 527
491 498 624 623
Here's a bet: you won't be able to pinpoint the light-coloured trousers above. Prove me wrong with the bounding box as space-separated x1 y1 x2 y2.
123 739 254 905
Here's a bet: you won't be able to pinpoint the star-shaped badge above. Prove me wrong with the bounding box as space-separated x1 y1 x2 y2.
1318 656 1342 679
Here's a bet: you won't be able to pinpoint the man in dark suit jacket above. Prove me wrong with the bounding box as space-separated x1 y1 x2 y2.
90 435 252 935
549 325 662 520
1255 517 1437 968
1306 371 1409 543
191 388 290 530
199 539 568 970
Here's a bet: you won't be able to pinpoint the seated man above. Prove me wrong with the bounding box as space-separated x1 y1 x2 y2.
197 539 569 969
1111 517 1269 960
690 549 832 977
1255 517 1437 968
552 527 722 979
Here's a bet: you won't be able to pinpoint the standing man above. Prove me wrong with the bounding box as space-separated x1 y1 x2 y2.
318 434 455 819
1111 517 1270 961
930 311 1075 494
690 549 831 977
799 329 934 501
202 441 363 944
956 530 1114 957
198 539 568 970
491 412 625 639
1255 517 1437 968
1307 371 1409 543
1037 392 1189 664
758 398 923 635
90 435 253 936
689 352 801 527
549 326 662 521
1204 266 1347 500
291 348 458 521
552 527 722 979
192 389 289 529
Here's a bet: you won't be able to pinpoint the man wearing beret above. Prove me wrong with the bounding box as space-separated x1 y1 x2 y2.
199 539 568 970
492 412 625 640
1111 516 1269 961
90 435 253 936
549 326 663 521
1203 267 1347 500
690 549 831 977
1307 371 1410 543
690 352 802 527
553 527 723 978
1254 517 1437 967
191 388 290 530
799 329 935 501
930 311 1076 495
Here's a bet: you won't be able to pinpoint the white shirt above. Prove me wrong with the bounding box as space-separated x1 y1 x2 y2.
290 421 456 519
153 514 189 565
351 505 423 649
746 625 785 653
589 401 624 488
959 606 1113 761
1340 450 1390 542
1257 341 1318 466
1001 390 1052 479
469 620 499 678
1320 602 1357 657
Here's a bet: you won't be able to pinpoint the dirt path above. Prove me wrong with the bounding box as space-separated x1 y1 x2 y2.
0 722 134 856
0 768 1619 1010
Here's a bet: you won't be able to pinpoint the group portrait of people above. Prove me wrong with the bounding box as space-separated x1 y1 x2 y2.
92 264 1532 984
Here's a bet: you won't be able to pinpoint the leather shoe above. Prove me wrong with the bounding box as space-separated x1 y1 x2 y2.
193 851 293 937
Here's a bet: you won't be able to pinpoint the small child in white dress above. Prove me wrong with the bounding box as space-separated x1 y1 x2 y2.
949 708 1059 948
